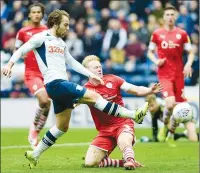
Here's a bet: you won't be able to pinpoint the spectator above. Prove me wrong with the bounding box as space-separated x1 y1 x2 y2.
176 5 194 35
102 19 127 63
2 26 16 49
128 13 140 32
84 1 99 21
151 1 164 20
134 19 150 45
68 1 86 21
99 8 111 33
83 27 102 57
109 1 130 16
65 31 84 62
75 21 85 40
117 10 129 31
188 1 199 33
125 33 146 68
147 15 160 34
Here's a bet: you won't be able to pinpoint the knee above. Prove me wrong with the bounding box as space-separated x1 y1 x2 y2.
61 125 69 132
56 124 69 132
166 102 175 110
39 99 50 109
84 159 99 167
86 90 101 102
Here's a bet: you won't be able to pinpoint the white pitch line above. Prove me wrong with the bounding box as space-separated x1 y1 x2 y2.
1 142 91 149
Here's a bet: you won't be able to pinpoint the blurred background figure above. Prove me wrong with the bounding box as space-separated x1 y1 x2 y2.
0 0 199 99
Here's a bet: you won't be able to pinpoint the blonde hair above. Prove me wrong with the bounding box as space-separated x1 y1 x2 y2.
82 55 100 67
145 94 156 103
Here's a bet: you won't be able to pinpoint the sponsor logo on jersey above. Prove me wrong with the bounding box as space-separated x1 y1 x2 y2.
48 46 64 54
106 82 112 88
161 40 180 49
176 34 181 40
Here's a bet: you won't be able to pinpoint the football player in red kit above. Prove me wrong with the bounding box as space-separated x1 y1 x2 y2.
14 3 50 148
82 55 162 170
147 5 194 147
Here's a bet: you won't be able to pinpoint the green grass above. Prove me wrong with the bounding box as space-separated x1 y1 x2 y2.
1 128 199 173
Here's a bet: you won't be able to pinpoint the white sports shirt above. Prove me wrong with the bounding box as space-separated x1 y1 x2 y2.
10 30 93 84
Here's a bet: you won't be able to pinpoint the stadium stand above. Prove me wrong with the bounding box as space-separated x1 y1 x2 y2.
1 0 199 98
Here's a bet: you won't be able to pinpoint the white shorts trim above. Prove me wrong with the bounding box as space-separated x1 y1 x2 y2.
90 144 108 152
34 87 46 96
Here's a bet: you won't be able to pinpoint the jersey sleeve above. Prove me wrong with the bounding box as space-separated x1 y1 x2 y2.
182 31 192 51
15 30 24 48
113 75 125 87
148 31 157 50
10 34 44 63
64 46 93 78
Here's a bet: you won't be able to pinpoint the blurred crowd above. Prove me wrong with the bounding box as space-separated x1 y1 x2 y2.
1 0 199 98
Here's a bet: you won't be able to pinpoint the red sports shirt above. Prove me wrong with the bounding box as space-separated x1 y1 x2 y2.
84 74 133 131
15 25 48 76
149 27 191 79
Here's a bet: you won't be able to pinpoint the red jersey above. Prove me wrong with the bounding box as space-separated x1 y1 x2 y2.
15 25 48 76
84 74 133 131
149 27 191 79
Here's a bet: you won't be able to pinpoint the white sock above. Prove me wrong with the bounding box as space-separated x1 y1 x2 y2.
33 125 65 159
94 97 136 118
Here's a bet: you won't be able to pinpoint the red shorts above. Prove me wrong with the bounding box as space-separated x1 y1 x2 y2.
91 120 134 155
24 74 45 95
159 76 186 102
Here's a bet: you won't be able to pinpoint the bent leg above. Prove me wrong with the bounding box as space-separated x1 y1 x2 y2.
185 121 198 142
85 145 107 167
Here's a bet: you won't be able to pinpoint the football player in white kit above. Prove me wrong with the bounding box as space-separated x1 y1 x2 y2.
2 10 149 169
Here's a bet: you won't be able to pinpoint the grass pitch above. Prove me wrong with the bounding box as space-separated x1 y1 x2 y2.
1 128 199 173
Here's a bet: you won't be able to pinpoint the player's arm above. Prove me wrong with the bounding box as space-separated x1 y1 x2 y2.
120 82 162 96
14 31 24 52
2 35 42 78
183 35 195 78
64 48 104 85
147 34 166 67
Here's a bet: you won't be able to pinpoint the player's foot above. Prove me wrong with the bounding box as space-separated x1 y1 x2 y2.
166 136 176 147
134 102 149 124
124 159 144 170
28 126 39 149
157 126 168 142
25 151 38 169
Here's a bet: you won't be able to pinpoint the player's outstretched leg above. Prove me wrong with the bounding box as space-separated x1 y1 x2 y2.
25 108 71 168
79 90 149 123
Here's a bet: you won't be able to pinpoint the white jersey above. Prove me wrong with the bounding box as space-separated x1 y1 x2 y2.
10 30 93 84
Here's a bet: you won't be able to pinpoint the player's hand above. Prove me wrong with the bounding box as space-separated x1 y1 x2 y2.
133 160 145 168
1 66 12 78
150 83 163 93
89 73 104 85
183 64 193 78
156 58 166 67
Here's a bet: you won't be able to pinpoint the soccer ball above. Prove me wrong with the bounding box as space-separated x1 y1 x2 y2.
173 102 193 123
